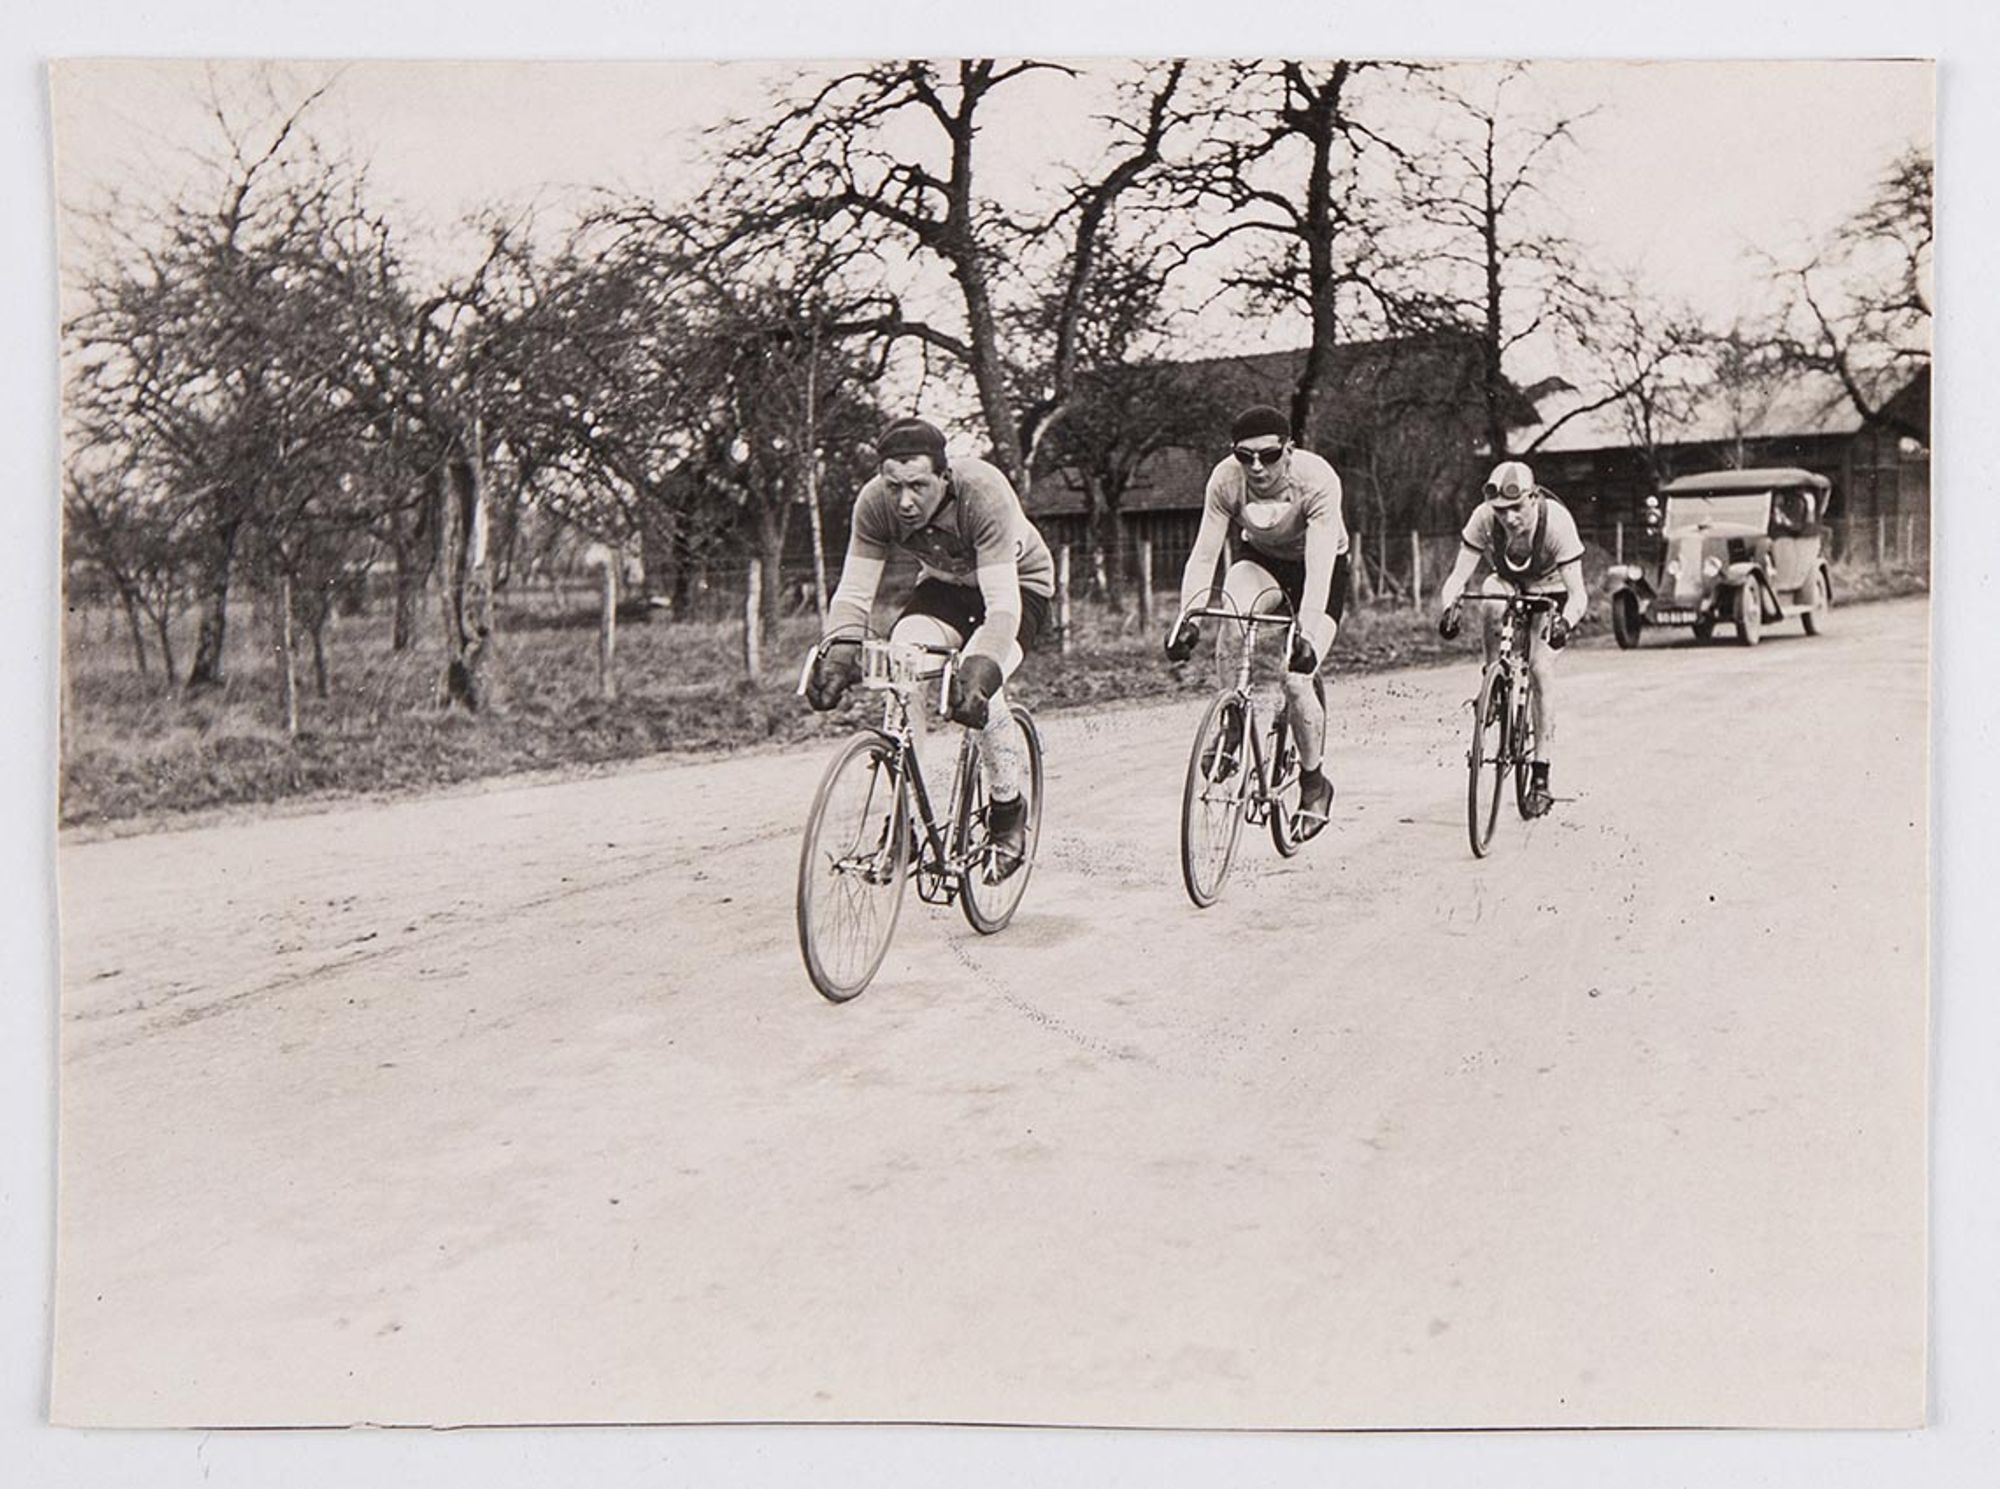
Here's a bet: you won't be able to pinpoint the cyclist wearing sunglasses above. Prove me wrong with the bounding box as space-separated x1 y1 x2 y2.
1165 404 1351 836
805 416 1054 874
1434 459 1589 818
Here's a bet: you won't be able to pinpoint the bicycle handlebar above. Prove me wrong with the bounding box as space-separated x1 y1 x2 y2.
1181 607 1298 626
1454 591 1560 608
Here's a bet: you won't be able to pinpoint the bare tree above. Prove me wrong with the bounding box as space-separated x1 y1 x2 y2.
1164 60 1417 452
1407 65 1603 460
705 60 1187 490
63 76 396 704
62 461 196 681
1767 146 1931 440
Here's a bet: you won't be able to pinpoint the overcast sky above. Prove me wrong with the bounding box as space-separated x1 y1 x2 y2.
52 56 1931 339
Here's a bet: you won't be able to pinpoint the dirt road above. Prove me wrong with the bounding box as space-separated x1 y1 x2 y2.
53 600 1929 1429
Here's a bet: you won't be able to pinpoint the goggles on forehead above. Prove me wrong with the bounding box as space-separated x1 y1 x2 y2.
1233 445 1288 469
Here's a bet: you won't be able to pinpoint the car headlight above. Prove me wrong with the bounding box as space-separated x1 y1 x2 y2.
1702 555 1723 578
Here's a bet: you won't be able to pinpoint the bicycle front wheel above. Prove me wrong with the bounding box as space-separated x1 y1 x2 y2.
797 732 910 1002
1182 692 1252 907
958 705 1045 935
1467 669 1507 858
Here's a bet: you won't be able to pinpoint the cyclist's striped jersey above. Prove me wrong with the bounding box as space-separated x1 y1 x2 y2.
1202 448 1351 563
1461 494 1585 593
849 456 1056 598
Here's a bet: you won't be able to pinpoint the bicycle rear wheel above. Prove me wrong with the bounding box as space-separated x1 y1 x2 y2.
958 705 1045 935
1467 669 1507 858
797 732 910 1002
1182 692 1252 907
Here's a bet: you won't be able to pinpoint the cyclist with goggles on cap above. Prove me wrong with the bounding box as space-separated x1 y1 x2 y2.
1434 459 1590 819
804 416 1054 876
1164 404 1352 837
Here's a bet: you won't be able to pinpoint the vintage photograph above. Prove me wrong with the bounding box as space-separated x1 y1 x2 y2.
50 55 1931 1429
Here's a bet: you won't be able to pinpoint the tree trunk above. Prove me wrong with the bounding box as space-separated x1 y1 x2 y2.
958 257 1028 488
597 552 618 701
392 540 422 653
437 424 497 712
276 571 300 738
149 609 178 686
184 517 240 692
1480 117 1510 460
309 617 330 699
757 504 789 644
117 589 149 676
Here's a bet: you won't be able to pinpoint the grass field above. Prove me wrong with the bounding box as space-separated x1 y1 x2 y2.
58 559 1928 831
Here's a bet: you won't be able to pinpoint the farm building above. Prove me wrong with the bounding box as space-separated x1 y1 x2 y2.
1523 365 1930 553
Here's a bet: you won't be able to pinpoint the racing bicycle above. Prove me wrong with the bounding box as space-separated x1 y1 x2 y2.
795 635 1045 1002
1458 590 1560 858
1177 602 1326 908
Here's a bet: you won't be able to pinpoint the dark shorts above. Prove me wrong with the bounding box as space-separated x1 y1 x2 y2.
1245 551 1352 626
897 577 1050 656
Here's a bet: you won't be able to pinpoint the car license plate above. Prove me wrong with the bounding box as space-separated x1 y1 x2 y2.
1650 608 1697 625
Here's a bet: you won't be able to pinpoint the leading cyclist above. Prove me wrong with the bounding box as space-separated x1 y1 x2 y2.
1164 404 1351 837
804 416 1053 877
1434 459 1589 819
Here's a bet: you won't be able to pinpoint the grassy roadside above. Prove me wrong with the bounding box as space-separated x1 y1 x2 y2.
59 565 1928 833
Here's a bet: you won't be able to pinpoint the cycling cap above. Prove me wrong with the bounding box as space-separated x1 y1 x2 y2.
1230 404 1292 443
876 417 949 467
1484 459 1537 506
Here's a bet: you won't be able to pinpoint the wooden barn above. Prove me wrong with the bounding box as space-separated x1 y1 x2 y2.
1523 366 1930 547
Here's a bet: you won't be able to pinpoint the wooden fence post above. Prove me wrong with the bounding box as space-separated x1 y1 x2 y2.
1875 514 1887 566
1057 544 1073 656
597 550 619 701
743 557 763 679
1137 538 1154 634
1902 512 1917 564
1409 531 1424 611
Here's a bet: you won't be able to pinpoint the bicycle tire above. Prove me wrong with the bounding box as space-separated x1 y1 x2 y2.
1467 668 1507 858
797 732 910 1002
1182 692 1252 907
958 705 1045 935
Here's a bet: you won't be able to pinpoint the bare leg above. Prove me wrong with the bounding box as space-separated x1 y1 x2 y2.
1529 645 1557 765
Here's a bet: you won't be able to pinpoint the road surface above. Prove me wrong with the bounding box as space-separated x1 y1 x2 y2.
53 599 1929 1429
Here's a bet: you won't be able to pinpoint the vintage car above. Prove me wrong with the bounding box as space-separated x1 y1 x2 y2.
1606 467 1834 648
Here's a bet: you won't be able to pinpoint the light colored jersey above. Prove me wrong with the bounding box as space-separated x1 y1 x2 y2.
1202 448 1350 563
1460 494 1585 593
1178 447 1349 637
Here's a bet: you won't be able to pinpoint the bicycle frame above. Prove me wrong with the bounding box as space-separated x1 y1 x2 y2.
1458 590 1558 854
799 638 982 904
1182 605 1301 820
1460 590 1557 740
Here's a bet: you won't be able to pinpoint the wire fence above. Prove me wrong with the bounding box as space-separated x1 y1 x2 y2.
607 510 1932 631
63 510 1931 699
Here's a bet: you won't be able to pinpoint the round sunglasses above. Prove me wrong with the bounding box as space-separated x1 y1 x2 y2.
1232 444 1289 469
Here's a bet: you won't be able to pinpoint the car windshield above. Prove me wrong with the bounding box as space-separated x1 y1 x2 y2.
1663 492 1771 532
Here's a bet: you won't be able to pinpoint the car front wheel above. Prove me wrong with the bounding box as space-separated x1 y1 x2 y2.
1611 591 1643 650
1735 582 1763 647
1801 568 1830 635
